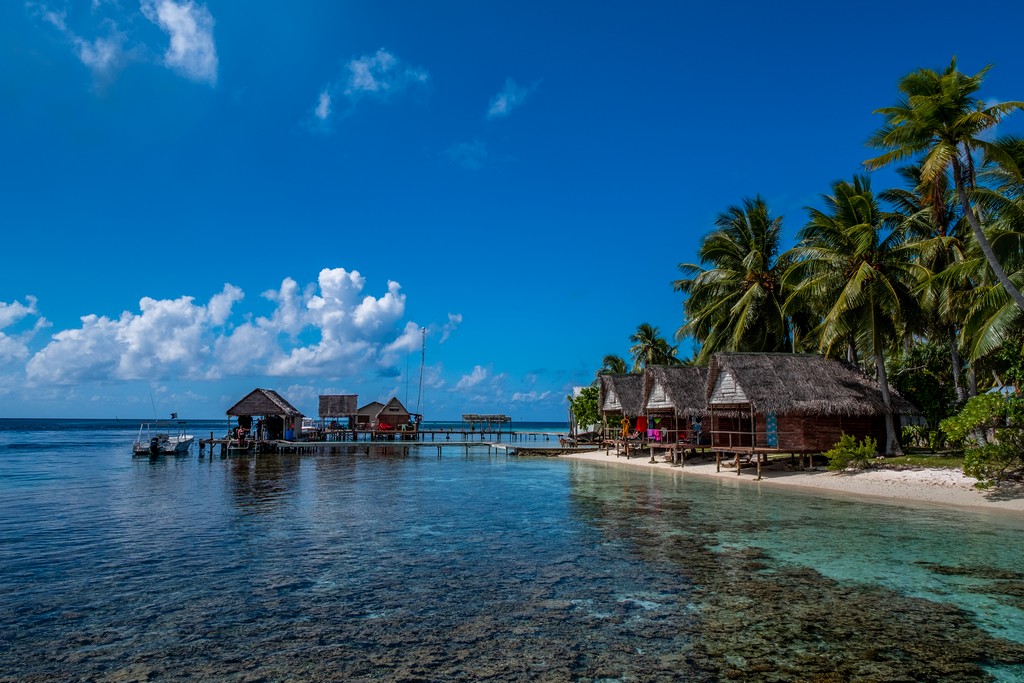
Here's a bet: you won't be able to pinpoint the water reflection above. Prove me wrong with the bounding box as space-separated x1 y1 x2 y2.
227 454 302 512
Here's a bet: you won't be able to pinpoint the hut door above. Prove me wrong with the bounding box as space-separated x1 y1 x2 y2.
766 412 778 448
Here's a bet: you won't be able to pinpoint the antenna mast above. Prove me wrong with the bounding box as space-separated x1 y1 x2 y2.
416 327 426 416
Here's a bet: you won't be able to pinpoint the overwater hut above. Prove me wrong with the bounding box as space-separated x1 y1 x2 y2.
598 373 644 441
642 366 709 444
226 388 304 441
706 352 920 457
319 394 357 429
356 398 416 431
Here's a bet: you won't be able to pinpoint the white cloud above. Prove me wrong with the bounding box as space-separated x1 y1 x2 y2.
455 365 488 390
141 0 218 85
344 48 428 97
439 313 462 343
487 78 537 119
26 285 243 384
511 390 552 402
41 9 127 83
444 139 487 170
310 48 428 127
315 90 331 120
0 296 48 365
254 268 411 377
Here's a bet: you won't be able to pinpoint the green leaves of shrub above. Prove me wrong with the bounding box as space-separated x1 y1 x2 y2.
824 433 878 471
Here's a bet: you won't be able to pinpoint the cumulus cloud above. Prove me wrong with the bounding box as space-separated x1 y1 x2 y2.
455 365 488 390
26 285 244 384
141 0 218 85
22 270 428 386
444 139 487 170
310 48 428 127
0 296 48 365
486 78 538 119
253 268 410 377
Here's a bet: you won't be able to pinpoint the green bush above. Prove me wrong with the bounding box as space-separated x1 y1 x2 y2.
941 394 1024 488
824 433 878 471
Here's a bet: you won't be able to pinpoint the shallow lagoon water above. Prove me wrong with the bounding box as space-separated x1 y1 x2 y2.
1 420 1023 681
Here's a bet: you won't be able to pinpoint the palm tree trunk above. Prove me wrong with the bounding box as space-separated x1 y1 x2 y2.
953 162 1024 311
949 326 966 403
968 364 978 398
874 351 903 456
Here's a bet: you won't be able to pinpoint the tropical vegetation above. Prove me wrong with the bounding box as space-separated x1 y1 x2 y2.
582 57 1024 476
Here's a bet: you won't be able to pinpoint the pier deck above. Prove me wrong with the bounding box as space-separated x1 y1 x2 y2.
197 428 570 457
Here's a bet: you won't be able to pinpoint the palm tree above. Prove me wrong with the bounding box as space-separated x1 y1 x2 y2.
954 135 1024 362
628 323 679 371
674 196 793 363
864 58 1024 312
597 354 629 376
881 165 973 401
784 175 922 455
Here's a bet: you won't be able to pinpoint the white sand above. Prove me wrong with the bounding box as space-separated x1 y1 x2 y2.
559 448 1024 515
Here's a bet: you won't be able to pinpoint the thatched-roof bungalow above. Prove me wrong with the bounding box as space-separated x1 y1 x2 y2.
599 373 644 440
642 365 709 444
706 352 920 456
227 388 304 440
319 394 357 426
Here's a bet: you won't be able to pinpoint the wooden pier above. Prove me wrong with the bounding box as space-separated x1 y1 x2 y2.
197 428 568 458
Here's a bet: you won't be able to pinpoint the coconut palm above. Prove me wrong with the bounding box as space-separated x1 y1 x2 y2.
953 135 1024 361
628 323 680 371
864 58 1024 312
784 175 922 455
881 165 973 401
597 354 629 376
674 196 794 363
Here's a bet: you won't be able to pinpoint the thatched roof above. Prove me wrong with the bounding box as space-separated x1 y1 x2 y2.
227 388 303 417
599 373 644 417
643 365 709 416
319 394 357 418
706 353 920 417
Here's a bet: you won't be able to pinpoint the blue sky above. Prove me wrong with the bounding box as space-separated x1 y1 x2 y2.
2 1 1023 420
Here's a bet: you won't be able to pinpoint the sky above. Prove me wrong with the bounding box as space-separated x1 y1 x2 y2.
2 1 1024 421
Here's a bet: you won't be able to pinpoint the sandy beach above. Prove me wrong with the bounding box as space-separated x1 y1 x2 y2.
560 448 1024 514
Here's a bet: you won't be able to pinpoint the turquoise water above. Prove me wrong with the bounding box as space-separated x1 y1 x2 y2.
1 420 1023 681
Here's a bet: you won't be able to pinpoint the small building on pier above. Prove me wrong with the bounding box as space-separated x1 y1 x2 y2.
227 388 304 440
705 352 919 454
462 414 511 432
319 394 357 428
356 397 416 430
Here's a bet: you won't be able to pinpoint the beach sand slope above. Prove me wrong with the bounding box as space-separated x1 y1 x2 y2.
561 449 1024 514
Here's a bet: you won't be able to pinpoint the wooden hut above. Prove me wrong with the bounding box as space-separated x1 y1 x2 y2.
355 401 385 429
642 365 709 444
598 373 644 442
706 352 920 458
319 394 357 427
356 398 415 430
226 388 304 441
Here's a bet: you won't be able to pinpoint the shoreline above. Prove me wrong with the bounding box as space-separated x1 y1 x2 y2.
559 448 1024 515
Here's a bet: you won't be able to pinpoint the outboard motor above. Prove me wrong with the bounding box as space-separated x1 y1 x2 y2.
149 437 160 455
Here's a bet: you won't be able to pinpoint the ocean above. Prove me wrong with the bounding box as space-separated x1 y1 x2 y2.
1 419 1023 682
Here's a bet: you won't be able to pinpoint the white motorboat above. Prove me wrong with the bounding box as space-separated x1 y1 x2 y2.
132 421 194 456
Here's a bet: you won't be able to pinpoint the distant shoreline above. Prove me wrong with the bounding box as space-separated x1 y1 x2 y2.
560 449 1024 515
